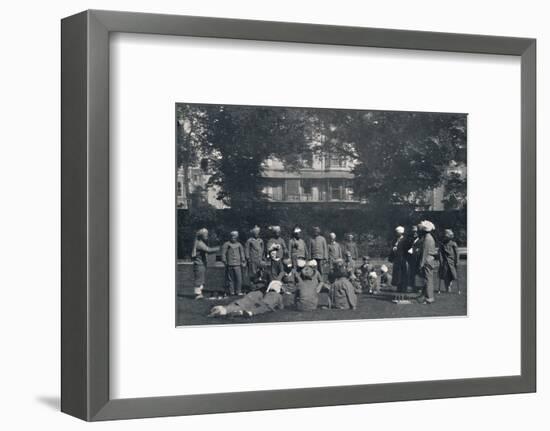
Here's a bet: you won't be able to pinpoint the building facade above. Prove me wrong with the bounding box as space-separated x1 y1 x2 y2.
177 155 463 211
260 154 358 204
176 166 225 209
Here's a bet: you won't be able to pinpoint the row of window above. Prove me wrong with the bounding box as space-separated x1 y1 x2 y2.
263 178 356 202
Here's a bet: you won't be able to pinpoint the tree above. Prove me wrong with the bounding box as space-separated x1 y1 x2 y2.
177 104 467 215
317 110 467 211
176 105 208 208
194 104 314 210
442 169 467 210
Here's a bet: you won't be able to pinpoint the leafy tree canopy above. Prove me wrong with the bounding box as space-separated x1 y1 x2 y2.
176 104 466 211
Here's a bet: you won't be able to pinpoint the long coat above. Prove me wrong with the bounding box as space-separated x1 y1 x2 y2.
405 236 420 288
416 232 437 300
245 237 264 275
438 240 458 282
417 233 437 273
389 236 408 289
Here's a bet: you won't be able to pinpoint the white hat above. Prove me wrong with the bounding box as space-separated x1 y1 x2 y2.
419 220 435 232
380 264 388 273
395 226 405 234
266 280 282 294
307 259 318 267
296 258 306 268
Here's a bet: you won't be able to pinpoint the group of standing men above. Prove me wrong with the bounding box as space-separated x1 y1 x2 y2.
190 220 459 304
190 225 361 299
389 221 459 304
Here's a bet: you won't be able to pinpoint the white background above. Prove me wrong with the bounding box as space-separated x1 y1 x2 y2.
0 0 547 430
111 33 521 398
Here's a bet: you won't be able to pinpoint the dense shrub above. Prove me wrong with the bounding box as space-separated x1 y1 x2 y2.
177 205 466 260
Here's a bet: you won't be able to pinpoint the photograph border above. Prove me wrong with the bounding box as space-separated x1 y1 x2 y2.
174 101 470 327
61 9 536 421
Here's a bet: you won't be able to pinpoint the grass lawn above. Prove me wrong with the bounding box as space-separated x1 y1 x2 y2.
176 262 467 326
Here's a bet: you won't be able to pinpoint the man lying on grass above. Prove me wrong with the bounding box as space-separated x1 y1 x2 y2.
208 280 284 318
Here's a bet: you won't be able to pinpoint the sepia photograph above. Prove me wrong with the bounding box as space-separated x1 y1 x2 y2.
176 103 467 326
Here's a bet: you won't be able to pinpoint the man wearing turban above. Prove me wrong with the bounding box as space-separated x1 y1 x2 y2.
266 225 287 260
416 220 438 303
191 228 220 299
389 226 408 292
245 225 264 284
221 231 247 296
438 229 459 294
289 227 308 268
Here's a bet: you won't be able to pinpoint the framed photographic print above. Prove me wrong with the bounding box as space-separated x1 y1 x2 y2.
61 9 536 421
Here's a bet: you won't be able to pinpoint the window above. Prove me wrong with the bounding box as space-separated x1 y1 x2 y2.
284 179 301 201
327 154 346 168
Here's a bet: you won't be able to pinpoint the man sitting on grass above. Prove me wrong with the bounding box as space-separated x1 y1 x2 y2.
365 271 380 295
379 264 392 289
350 268 364 294
343 250 356 276
266 244 285 282
330 264 358 310
295 264 325 311
280 258 298 307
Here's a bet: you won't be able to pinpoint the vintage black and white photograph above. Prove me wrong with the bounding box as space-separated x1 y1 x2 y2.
176 103 467 326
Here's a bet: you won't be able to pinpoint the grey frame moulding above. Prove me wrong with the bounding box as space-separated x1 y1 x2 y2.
61 9 536 421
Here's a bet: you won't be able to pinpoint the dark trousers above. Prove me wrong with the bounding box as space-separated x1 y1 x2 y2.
225 266 243 295
314 258 325 275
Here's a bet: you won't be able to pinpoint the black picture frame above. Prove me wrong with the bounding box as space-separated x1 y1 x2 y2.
61 9 536 421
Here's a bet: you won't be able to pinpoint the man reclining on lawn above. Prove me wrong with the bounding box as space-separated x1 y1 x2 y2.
208 280 284 318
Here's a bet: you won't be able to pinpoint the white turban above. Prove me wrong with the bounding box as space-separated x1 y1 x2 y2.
395 226 405 234
368 271 378 279
251 225 260 233
380 264 388 273
271 225 281 232
293 227 302 233
307 259 318 267
296 258 306 268
266 280 283 294
419 220 435 232
230 230 239 237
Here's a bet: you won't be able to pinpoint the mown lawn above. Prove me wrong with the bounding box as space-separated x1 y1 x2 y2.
176 262 467 326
